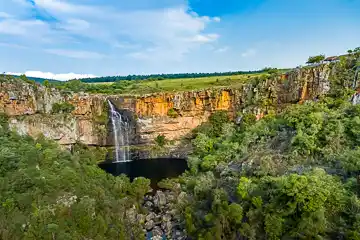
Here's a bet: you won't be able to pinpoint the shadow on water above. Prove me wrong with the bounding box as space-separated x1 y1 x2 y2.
98 158 188 190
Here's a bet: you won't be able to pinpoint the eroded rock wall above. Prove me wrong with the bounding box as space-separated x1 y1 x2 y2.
0 81 109 145
109 64 333 143
0 64 334 146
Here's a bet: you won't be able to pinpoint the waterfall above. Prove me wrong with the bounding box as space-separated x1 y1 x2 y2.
108 100 131 162
353 66 360 89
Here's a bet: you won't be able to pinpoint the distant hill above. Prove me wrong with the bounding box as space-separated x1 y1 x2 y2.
8 75 60 84
27 76 60 84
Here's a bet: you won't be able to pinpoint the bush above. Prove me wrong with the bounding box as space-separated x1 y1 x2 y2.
0 113 9 133
155 134 167 147
167 108 179 118
306 54 325 64
19 74 36 85
52 102 75 114
208 111 230 137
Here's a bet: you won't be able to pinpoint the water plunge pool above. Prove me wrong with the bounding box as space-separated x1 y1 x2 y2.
98 158 188 189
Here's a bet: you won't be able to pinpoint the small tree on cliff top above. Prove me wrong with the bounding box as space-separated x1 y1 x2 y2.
306 55 325 65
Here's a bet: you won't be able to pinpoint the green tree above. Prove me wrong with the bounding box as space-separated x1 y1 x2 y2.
43 80 50 87
306 54 326 64
155 134 167 147
167 108 179 118
52 102 75 114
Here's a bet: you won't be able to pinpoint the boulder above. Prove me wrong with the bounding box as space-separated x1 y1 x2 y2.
145 220 154 230
152 226 163 238
146 212 156 222
154 191 167 207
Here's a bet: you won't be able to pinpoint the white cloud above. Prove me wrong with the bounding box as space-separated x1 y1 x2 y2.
11 0 30 6
0 12 12 18
2 0 221 68
6 71 98 81
241 48 257 57
60 19 90 31
45 49 105 59
113 42 141 49
127 47 158 60
215 46 229 53
212 17 221 22
16 1 220 61
189 33 219 43
0 19 48 35
33 0 93 14
0 42 28 49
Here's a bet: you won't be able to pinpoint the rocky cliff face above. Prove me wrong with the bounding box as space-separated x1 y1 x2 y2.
110 64 334 143
0 64 335 146
0 80 108 145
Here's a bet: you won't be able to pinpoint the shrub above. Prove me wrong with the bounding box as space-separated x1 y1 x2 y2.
167 108 179 118
52 102 75 114
0 113 9 133
43 80 50 87
19 74 36 85
306 54 325 64
208 111 230 136
155 134 167 147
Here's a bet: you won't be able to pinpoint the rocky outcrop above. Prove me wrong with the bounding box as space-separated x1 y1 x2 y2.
0 80 108 145
125 188 188 240
0 64 335 146
142 190 188 240
111 64 334 143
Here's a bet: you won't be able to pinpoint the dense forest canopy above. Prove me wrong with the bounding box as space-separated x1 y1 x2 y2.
176 48 360 239
0 114 150 239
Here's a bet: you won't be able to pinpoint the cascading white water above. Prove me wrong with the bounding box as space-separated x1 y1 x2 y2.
353 66 360 89
108 100 131 162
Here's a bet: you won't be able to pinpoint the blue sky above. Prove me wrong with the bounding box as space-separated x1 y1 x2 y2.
0 0 359 80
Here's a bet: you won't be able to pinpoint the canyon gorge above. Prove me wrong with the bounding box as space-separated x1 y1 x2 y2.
0 63 353 152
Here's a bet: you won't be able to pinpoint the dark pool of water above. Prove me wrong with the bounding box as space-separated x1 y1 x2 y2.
98 158 188 189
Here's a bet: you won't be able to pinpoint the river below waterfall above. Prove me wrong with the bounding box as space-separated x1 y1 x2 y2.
98 158 188 189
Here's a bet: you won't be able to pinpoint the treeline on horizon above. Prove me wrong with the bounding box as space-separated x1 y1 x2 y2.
79 69 276 83
7 68 281 84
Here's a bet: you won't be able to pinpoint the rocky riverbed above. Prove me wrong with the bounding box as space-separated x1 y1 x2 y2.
126 189 188 240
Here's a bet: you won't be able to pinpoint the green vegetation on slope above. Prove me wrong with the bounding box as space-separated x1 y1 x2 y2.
171 48 360 239
0 114 150 239
51 102 75 114
178 95 360 239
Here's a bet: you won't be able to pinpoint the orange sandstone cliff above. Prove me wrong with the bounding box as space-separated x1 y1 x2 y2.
0 64 333 146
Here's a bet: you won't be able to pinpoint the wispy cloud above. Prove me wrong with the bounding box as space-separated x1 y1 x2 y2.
0 12 13 18
113 41 141 49
45 49 105 59
189 33 219 43
32 0 93 14
241 48 257 57
60 19 90 31
0 19 47 35
212 17 221 22
215 46 229 53
3 0 221 61
0 42 28 49
6 70 97 81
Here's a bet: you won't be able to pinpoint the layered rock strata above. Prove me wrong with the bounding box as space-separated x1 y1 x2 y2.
0 64 334 146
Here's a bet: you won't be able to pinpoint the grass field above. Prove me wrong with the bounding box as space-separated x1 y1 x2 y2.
76 69 290 95
90 73 266 95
